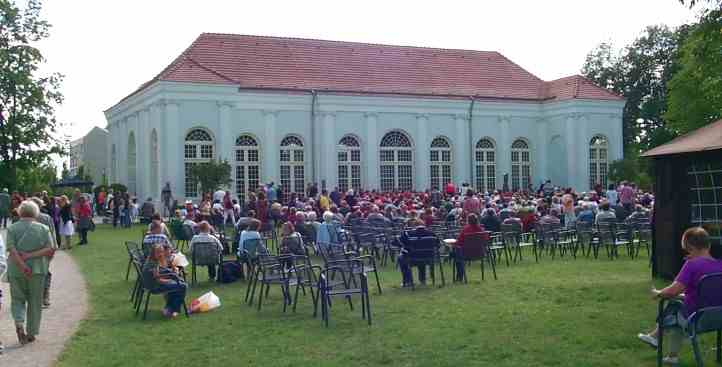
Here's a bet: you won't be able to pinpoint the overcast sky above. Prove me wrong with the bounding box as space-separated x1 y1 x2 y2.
35 0 698 141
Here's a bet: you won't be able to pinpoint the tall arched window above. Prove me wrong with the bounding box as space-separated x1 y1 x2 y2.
184 128 214 198
511 139 531 191
430 136 452 190
338 135 362 192
111 144 117 183
280 135 305 195
379 131 413 192
127 132 137 194
235 134 261 202
589 135 609 189
150 129 159 197
475 138 496 193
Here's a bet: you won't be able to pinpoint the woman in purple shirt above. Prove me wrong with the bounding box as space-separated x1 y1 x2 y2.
637 227 722 365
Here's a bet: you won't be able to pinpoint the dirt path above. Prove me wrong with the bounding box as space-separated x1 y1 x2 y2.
0 235 88 367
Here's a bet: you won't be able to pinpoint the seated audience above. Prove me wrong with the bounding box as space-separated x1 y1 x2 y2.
398 219 437 287
189 221 223 280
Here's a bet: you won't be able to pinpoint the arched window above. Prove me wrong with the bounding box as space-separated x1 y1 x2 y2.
338 135 362 192
111 144 117 183
589 135 609 189
475 138 496 193
379 131 413 192
430 136 452 190
511 139 531 191
150 129 159 197
127 132 137 194
280 135 305 195
235 134 261 202
184 128 214 198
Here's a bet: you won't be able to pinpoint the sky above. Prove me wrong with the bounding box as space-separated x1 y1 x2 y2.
34 0 699 141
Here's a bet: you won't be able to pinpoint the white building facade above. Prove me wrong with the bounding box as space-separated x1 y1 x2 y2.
105 34 624 202
67 126 109 185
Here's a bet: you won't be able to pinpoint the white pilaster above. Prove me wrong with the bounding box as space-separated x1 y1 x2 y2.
322 112 336 189
565 113 579 190
365 113 379 190
165 101 181 198
536 117 548 186
499 115 511 188
263 110 278 183
217 102 233 162
577 114 590 190
415 114 429 191
454 114 469 186
152 101 166 197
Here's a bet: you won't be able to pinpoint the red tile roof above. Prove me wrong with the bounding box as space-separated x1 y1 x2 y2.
113 33 624 108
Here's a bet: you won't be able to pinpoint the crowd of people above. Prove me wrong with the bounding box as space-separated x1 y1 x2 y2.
4 178 720 365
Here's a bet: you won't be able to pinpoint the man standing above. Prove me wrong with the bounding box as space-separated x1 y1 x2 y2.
619 181 635 213
0 188 10 228
161 183 173 218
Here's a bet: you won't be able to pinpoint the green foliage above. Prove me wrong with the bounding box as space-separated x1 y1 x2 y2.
76 165 93 182
665 10 722 134
0 0 65 190
608 154 653 191
109 183 127 194
582 25 688 153
188 159 232 195
14 159 57 193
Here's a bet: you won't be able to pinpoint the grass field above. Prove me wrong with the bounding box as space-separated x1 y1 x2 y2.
56 224 720 367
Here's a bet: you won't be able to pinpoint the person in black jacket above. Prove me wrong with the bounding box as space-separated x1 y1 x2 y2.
480 208 501 233
397 220 438 287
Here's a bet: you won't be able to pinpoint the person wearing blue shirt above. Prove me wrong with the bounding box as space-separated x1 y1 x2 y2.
576 204 595 225
237 219 262 257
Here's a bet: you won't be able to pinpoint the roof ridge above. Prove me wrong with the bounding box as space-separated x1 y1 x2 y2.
199 32 501 55
183 56 238 84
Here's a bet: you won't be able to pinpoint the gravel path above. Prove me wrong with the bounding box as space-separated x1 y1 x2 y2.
0 230 88 367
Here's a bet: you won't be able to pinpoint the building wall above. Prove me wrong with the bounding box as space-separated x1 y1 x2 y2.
105 82 624 202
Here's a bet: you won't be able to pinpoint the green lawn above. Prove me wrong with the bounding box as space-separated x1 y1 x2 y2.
56 224 719 367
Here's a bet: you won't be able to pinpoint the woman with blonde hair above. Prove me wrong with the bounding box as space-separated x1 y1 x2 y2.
58 195 74 250
6 200 55 344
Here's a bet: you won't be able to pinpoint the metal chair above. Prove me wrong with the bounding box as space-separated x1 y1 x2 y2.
190 241 223 286
657 272 722 366
316 259 372 327
453 232 497 282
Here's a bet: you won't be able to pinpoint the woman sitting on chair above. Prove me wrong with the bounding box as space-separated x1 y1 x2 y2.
280 222 305 256
142 244 187 319
637 227 722 365
452 213 489 281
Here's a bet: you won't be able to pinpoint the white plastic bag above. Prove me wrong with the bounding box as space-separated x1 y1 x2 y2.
189 291 221 313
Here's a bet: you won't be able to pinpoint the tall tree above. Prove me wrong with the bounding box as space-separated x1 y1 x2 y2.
665 9 722 133
581 25 689 152
0 0 64 191
189 159 232 195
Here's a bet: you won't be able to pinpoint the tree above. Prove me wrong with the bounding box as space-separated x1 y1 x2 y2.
0 0 64 191
582 25 689 153
15 159 57 193
188 159 232 195
665 9 722 133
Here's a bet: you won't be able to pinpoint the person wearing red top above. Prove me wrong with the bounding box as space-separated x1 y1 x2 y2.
445 182 456 196
76 196 93 245
453 214 489 281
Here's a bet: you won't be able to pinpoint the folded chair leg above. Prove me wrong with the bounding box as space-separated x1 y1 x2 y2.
691 336 704 367
490 256 497 280
717 330 722 363
142 292 151 320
